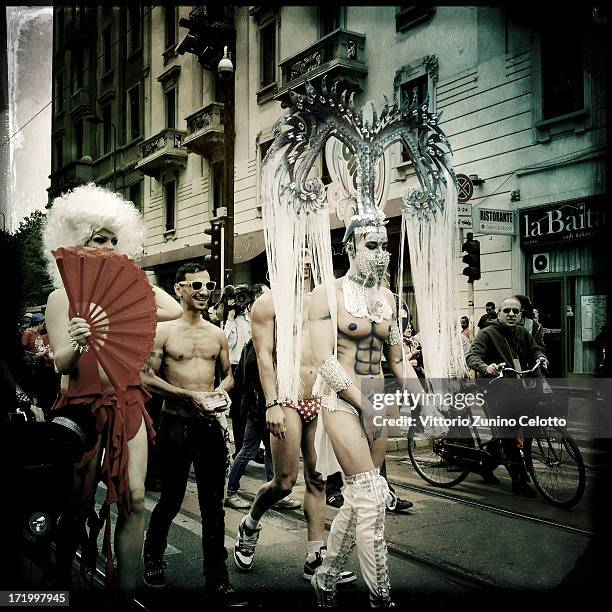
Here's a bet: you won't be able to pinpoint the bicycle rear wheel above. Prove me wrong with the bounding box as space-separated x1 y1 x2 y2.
524 428 586 509
407 425 469 487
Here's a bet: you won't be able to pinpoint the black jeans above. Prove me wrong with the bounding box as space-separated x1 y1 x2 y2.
144 413 229 586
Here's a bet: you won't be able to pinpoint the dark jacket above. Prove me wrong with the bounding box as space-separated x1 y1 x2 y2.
233 338 266 423
477 312 498 329
531 320 545 352
467 320 546 377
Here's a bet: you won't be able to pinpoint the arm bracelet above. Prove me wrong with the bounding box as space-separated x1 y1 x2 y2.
70 338 90 354
265 399 279 409
317 356 353 393
385 324 402 346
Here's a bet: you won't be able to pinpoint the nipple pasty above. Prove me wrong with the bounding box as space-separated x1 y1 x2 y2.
52 246 157 390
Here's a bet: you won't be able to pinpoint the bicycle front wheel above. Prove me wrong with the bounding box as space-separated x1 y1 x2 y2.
524 428 586 509
407 426 469 487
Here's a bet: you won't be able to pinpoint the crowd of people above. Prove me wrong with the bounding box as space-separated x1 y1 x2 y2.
13 76 594 608
12 177 562 607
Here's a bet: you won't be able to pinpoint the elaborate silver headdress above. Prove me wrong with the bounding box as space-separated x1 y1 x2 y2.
261 77 466 403
266 76 455 237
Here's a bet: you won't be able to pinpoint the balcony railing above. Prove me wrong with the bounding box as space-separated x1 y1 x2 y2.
136 128 188 177
276 29 367 100
69 88 90 117
183 102 224 158
48 159 94 200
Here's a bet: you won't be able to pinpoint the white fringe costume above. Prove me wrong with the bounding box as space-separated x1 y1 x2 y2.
260 77 463 606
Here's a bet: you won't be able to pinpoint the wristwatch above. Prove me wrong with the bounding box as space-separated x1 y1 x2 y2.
265 399 279 409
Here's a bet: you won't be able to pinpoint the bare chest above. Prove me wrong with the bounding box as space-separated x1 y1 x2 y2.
165 331 220 363
337 309 391 342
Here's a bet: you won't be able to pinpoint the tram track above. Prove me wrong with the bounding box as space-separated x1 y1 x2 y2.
386 476 594 537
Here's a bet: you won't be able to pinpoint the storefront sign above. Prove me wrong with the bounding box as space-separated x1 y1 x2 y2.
473 207 515 235
519 196 606 248
581 295 607 342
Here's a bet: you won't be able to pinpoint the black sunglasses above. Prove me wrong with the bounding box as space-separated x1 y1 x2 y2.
178 280 216 291
502 308 521 314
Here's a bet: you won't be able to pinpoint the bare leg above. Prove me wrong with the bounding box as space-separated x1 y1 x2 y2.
321 410 375 476
301 417 325 542
370 431 388 471
114 418 148 596
250 406 302 522
56 432 104 585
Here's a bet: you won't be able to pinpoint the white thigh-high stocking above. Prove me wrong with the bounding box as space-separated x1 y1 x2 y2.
348 469 392 605
314 482 357 592
315 468 392 604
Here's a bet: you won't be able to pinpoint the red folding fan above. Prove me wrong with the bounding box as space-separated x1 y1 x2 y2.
52 246 157 390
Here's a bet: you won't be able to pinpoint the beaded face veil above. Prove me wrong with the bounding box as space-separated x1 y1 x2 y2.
261 77 466 403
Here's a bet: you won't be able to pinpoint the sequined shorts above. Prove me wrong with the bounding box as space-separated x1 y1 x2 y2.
287 397 322 423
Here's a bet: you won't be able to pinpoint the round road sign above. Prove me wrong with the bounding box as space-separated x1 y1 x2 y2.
456 174 474 203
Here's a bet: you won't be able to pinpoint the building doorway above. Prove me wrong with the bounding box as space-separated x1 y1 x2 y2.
531 278 564 377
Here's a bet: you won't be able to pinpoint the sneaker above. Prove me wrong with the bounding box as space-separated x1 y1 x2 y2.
303 548 357 584
385 490 413 513
143 555 167 589
312 574 337 607
225 495 251 510
233 516 261 571
387 498 413 513
326 494 344 509
273 496 301 509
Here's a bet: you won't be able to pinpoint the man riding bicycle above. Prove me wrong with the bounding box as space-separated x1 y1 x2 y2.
466 296 549 497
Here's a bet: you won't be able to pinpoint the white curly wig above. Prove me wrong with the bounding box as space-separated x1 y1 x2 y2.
43 183 145 288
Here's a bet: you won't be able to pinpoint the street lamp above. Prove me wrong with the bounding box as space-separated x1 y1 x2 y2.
86 114 117 191
218 46 235 288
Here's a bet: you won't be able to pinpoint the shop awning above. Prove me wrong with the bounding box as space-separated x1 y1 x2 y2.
234 230 266 263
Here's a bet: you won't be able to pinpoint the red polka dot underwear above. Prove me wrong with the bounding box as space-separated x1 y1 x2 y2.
289 397 322 423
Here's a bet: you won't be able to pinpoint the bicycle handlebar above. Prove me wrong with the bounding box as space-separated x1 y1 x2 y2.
490 358 546 381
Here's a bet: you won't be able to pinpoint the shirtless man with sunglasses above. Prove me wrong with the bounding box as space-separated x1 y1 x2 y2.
141 262 247 606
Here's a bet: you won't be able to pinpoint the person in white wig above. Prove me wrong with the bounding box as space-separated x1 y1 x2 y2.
43 184 182 603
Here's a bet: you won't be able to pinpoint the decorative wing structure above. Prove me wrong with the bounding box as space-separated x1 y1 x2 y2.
264 75 455 223
52 247 157 390
261 78 466 402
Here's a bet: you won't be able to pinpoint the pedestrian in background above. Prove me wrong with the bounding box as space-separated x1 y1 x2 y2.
477 301 498 329
223 285 254 458
21 313 45 353
514 294 545 351
460 316 473 341
224 337 273 510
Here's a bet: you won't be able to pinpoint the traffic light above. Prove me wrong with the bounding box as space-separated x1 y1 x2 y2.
462 232 481 282
204 220 223 284
177 11 218 69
